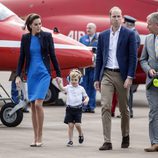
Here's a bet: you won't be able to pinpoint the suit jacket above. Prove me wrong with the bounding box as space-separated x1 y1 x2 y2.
94 26 137 81
140 34 158 89
16 31 61 78
134 29 141 49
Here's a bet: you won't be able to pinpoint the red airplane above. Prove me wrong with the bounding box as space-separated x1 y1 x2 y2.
2 0 158 87
1 0 158 90
0 3 93 103
0 0 157 127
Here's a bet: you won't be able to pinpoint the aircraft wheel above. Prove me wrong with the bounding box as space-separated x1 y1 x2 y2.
0 102 23 127
44 83 59 103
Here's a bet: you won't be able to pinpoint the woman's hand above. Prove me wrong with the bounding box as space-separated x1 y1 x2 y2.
56 77 62 84
56 77 65 91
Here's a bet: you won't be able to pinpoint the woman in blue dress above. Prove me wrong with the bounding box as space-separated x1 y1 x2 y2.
15 13 61 147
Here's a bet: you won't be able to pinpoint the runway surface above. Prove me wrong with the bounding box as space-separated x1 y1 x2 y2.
0 71 157 158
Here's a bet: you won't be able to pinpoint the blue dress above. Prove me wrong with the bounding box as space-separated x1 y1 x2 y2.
27 35 51 102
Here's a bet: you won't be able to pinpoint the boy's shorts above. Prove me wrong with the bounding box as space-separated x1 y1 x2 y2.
64 106 82 124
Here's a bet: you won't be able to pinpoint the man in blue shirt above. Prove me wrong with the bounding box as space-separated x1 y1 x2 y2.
79 23 98 113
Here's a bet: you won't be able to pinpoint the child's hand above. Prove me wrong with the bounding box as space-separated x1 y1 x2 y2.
83 99 88 105
83 96 89 105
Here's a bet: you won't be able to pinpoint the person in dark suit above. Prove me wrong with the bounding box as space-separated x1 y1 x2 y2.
124 15 140 118
94 6 137 150
111 15 141 118
15 13 61 147
124 15 140 48
140 12 158 152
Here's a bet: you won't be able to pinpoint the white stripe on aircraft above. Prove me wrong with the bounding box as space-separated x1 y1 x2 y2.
0 35 147 50
0 40 90 51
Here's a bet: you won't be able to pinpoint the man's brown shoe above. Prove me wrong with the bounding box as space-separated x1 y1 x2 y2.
99 142 112 150
144 144 158 152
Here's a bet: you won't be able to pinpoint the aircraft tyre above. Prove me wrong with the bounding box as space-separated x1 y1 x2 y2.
44 83 59 103
0 102 23 127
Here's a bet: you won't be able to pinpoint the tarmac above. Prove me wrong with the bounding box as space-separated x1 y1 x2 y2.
0 72 157 158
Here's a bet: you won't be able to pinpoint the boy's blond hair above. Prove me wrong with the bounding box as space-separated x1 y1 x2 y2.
69 69 82 80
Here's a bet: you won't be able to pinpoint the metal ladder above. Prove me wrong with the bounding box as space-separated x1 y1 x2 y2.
0 83 13 104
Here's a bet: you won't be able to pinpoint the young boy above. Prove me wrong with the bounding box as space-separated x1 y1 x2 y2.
57 69 89 147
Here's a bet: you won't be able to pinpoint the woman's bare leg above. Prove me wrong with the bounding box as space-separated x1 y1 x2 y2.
35 99 44 143
30 102 38 144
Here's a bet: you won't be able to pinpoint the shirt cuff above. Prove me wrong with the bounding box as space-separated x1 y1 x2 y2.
127 76 133 79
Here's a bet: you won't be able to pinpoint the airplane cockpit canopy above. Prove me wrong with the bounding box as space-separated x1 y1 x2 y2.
0 3 15 21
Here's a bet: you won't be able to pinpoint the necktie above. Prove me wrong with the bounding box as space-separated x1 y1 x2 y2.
155 35 158 59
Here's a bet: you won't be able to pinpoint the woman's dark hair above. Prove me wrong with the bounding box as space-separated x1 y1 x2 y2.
23 13 41 32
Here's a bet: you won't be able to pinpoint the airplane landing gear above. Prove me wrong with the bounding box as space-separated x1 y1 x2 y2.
0 82 27 127
0 80 62 127
0 102 23 127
